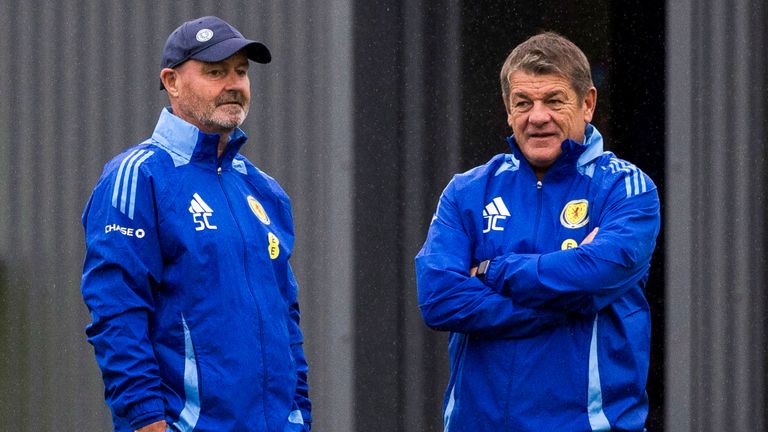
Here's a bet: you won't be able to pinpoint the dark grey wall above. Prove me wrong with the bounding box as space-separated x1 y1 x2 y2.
350 1 460 430
666 0 768 430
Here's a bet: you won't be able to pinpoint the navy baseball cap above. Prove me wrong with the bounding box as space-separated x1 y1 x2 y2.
160 16 271 88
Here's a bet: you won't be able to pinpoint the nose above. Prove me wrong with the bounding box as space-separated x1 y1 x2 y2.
528 102 551 126
224 70 249 91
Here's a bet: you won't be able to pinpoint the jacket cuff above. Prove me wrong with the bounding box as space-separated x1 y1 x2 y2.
484 254 541 297
483 257 502 290
127 398 165 430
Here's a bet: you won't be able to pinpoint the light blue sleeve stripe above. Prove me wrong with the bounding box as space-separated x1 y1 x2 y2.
173 315 201 432
640 171 647 193
128 151 154 220
588 315 611 431
288 409 304 424
632 169 640 197
443 384 456 432
624 175 632 198
232 158 247 175
119 150 146 214
111 150 136 208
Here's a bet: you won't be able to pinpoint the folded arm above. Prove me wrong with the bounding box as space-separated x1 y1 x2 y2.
484 185 661 314
415 182 568 338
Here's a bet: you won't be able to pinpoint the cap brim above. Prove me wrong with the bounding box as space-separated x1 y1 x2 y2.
191 38 271 64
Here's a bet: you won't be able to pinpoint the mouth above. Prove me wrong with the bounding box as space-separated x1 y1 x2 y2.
216 92 246 108
527 132 557 140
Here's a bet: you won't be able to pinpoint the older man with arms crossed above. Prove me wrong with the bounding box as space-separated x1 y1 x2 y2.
416 32 660 431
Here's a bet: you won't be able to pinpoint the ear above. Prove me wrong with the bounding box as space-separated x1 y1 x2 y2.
583 87 597 123
504 97 515 128
160 68 179 97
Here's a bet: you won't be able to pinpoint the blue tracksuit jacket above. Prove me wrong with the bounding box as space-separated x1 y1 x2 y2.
415 125 660 431
81 108 311 431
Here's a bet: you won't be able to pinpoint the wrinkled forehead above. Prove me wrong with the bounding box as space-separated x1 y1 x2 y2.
508 71 575 93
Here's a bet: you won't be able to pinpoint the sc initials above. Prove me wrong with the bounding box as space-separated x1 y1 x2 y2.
193 213 218 231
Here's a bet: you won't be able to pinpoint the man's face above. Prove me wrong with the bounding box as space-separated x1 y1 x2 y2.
171 52 251 134
506 71 596 176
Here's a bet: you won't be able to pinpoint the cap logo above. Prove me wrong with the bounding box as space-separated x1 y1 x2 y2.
196 29 214 42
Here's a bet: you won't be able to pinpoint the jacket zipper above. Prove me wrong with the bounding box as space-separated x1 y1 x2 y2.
217 163 270 427
533 180 543 250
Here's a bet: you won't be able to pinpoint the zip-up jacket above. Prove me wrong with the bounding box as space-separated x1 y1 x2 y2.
81 108 311 431
415 125 660 431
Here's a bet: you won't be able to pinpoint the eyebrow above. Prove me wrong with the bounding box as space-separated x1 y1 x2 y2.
543 90 566 98
511 90 566 100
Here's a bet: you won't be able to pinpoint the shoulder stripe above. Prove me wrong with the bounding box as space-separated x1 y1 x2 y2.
119 151 145 213
128 151 154 219
111 150 136 208
111 149 154 220
608 158 647 198
624 175 633 198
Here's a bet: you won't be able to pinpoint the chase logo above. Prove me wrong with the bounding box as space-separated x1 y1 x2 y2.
483 197 511 233
189 193 218 231
104 224 145 239
247 196 270 225
560 199 589 229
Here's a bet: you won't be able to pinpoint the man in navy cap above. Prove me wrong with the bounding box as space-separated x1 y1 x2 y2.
81 16 312 431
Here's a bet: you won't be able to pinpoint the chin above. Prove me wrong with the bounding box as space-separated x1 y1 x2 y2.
525 150 560 167
212 113 246 130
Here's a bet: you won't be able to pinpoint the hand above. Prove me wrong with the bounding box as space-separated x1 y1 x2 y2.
470 266 478 276
135 420 167 432
581 227 599 245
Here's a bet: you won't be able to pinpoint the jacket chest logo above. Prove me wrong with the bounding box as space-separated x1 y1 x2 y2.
189 193 218 231
483 197 511 233
247 195 271 225
560 199 589 229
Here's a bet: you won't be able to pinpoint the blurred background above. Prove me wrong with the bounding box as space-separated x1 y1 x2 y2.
0 1 765 431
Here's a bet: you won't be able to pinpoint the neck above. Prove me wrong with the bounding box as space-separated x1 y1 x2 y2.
217 133 229 159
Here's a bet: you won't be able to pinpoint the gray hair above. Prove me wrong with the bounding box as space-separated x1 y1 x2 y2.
500 32 594 109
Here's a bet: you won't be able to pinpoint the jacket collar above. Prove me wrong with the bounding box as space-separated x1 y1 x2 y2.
506 124 604 179
150 107 248 169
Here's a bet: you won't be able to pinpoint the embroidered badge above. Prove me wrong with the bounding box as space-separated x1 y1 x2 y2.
560 199 589 229
247 196 271 225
